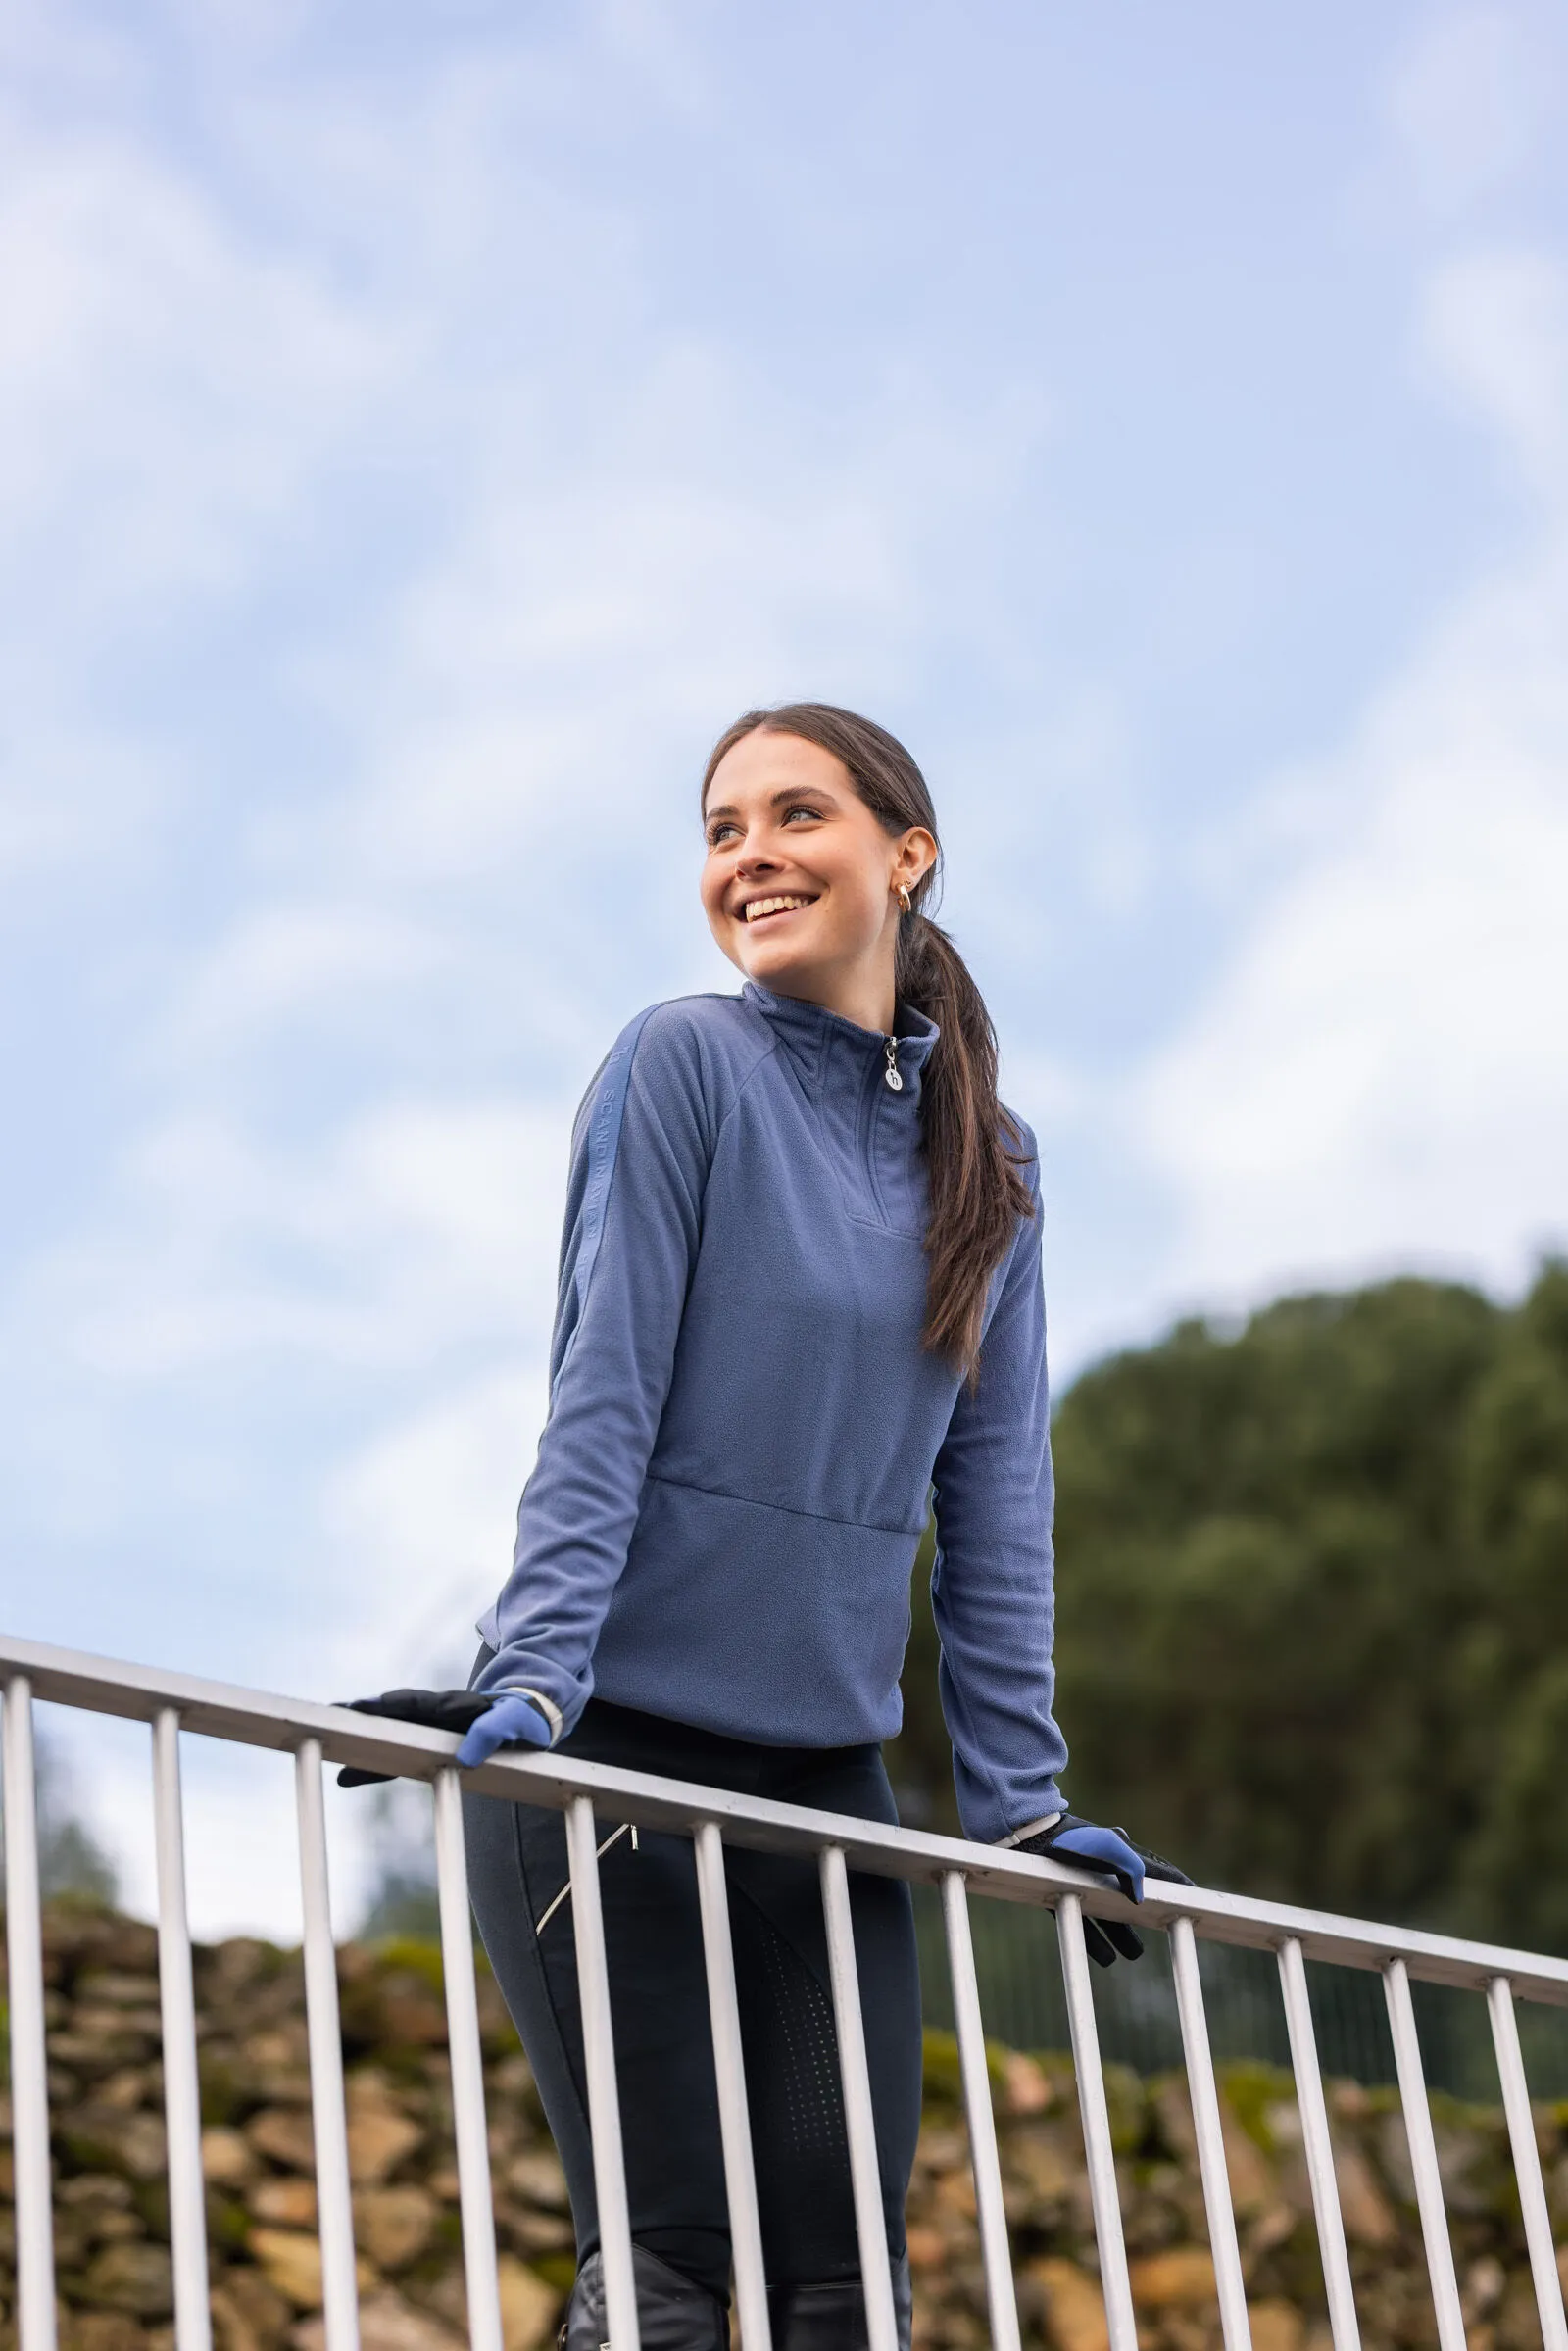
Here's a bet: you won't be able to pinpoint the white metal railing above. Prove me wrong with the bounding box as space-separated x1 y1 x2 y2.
4 1630 1568 2351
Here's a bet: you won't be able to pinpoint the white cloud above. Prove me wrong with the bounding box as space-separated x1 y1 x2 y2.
1133 246 1568 1313
1388 8 1544 215
29 1096 569 1380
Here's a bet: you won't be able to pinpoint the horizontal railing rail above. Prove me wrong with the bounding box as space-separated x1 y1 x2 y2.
5 1629 1567 2351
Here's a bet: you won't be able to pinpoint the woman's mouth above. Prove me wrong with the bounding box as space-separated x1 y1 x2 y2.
740 893 818 927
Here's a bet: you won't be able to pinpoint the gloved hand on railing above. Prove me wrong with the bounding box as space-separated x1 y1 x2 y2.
1014 1815 1194 1967
332 1688 554 1787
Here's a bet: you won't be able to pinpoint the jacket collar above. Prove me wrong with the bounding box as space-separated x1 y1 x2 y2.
743 980 939 1098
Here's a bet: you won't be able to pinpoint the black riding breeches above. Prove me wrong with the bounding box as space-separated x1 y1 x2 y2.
462 1672 922 2305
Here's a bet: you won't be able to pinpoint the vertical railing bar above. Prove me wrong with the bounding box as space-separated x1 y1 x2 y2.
694 1822 771 2351
941 1872 1021 2351
567 1793 641 2351
151 1709 213 2351
295 1738 361 2351
1277 1937 1360 2351
2 1675 58 2351
1487 1978 1568 2351
1383 1960 1465 2351
432 1769 505 2351
819 1844 900 2351
1168 1918 1252 2351
1056 1894 1137 2351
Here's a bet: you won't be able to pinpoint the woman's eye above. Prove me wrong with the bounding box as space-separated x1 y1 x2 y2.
708 824 738 847
783 804 821 824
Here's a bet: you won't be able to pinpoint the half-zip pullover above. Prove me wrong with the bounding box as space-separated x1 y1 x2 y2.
476 981 1066 1842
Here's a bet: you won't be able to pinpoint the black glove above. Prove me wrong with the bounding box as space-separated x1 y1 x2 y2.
332 1689 496 1786
1015 1813 1194 1967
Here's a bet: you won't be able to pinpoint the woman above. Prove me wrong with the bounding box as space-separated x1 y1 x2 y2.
354 706 1184 2351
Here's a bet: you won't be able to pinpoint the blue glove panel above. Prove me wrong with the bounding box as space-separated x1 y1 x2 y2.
456 1693 554 1768
1040 1818 1146 1904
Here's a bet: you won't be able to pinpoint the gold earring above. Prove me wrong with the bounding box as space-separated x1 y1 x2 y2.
897 882 912 915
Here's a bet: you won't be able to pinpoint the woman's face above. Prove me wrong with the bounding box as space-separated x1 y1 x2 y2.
701 730 934 1029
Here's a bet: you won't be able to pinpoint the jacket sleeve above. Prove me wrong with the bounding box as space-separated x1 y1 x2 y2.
473 1005 715 1731
929 1147 1069 1843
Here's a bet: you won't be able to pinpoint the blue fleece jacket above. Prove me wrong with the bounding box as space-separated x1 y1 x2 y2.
475 981 1067 1842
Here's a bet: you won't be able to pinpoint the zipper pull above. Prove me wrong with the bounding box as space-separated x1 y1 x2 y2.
883 1037 904 1092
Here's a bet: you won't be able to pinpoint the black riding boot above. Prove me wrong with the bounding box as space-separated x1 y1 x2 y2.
767 2254 912 2351
561 2245 728 2351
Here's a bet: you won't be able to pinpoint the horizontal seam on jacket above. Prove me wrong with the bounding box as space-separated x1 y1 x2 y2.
643 1468 920 1541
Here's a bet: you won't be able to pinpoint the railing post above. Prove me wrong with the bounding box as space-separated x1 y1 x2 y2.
1055 1895 1137 2351
1277 1937 1359 2351
432 1769 504 2351
1487 1978 1568 2351
819 1845 900 2351
2 1674 58 2351
1383 1959 1464 2351
567 1793 641 2351
941 1872 1021 2351
151 1709 213 2351
694 1821 771 2351
295 1738 362 2351
1168 1917 1251 2351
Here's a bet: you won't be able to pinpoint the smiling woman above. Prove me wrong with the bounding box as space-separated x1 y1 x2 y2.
350 703 1189 2351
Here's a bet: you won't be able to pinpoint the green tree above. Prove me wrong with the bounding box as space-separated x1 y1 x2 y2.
889 1264 1568 1951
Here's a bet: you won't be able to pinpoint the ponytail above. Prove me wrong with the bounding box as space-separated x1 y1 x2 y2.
702 703 1035 1380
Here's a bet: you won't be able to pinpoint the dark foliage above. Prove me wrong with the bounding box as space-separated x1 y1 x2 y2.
887 1264 1568 1950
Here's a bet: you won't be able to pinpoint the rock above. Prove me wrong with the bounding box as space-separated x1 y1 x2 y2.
57 2175 137 2228
293 2291 465 2351
248 2109 319 2174
1464 2255 1507 2320
252 2229 331 2311
211 2284 270 2351
98 2068 156 2113
251 2180 319 2229
934 2167 978 2221
1029 2257 1109 2351
1006 2124 1077 2203
355 2186 438 2271
1128 2249 1216 2309
1332 2142 1396 2248
1219 2100 1277 2217
77 2242 175 2319
218 2263 296 2351
505 2150 570 2212
1003 2053 1054 2115
496 2255 562 2351
60 2106 170 2182
203 2129 260 2187
1247 2302 1304 2351
247 2229 376 2312
342 2079 424 2185
74 1973 160 2010
63 2312 146 2351
347 2105 423 2187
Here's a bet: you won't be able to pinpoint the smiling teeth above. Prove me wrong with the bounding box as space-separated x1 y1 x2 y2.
744 895 813 922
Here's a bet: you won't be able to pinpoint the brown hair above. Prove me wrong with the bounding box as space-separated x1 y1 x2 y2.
702 702 1035 1378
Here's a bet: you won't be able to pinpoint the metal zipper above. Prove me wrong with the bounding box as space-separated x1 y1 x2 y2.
883 1036 903 1091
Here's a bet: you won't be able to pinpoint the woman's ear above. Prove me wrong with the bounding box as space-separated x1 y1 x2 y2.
894 827 938 896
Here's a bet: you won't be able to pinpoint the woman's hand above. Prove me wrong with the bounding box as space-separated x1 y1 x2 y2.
333 1687 553 1784
1014 1814 1193 1966
454 1693 554 1766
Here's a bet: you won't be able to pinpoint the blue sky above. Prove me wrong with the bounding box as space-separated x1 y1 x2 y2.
3 1 1567 1931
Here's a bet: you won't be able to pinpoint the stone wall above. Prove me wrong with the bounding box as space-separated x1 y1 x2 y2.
3 1907 1566 2351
